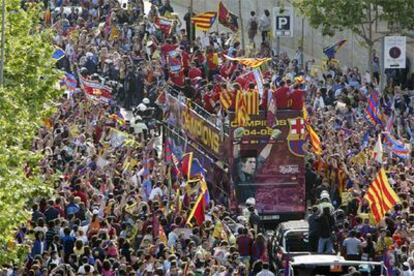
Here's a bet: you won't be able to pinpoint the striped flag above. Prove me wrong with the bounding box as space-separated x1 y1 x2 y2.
224 54 271 68
191 11 217 31
62 72 77 91
186 192 206 227
365 92 383 126
307 125 322 155
244 90 259 115
364 168 400 223
383 132 410 159
154 16 174 35
219 90 232 110
234 90 249 126
303 107 322 155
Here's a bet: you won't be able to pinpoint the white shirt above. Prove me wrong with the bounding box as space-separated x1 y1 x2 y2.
149 187 163 200
257 269 275 276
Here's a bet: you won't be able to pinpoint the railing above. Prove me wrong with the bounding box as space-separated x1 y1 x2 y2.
166 86 230 134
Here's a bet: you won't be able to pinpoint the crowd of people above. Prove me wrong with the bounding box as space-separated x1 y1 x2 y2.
3 0 414 275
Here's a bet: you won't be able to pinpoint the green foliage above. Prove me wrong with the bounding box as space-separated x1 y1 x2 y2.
0 0 61 265
294 0 414 44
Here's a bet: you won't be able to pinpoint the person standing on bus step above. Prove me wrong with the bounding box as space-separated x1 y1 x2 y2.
317 207 335 254
308 206 320 252
236 227 253 271
342 230 361 260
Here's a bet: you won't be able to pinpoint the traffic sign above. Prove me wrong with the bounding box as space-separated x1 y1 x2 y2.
273 7 293 37
384 36 406 69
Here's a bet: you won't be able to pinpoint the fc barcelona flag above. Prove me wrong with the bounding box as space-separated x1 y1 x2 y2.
218 1 238 32
79 75 112 103
364 168 400 223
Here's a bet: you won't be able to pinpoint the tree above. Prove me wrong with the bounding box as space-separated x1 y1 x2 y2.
0 0 61 264
294 0 414 77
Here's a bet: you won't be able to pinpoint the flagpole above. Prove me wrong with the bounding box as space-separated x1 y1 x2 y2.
167 165 172 211
189 0 194 47
238 0 245 54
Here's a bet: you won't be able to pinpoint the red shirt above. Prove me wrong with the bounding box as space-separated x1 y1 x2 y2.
73 190 88 206
207 53 218 70
169 70 185 87
181 51 190 69
275 86 290 109
203 92 215 113
289 89 304 110
160 43 177 56
188 67 202 80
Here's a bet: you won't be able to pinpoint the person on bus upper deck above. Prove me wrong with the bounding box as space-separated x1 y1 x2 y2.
289 83 305 110
274 80 290 109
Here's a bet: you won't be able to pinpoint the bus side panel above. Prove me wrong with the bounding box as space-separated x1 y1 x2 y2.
229 111 306 215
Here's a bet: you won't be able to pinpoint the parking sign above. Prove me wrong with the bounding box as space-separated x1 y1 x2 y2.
273 7 293 37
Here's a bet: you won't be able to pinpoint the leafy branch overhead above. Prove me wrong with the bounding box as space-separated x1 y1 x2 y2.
0 0 61 264
294 0 414 44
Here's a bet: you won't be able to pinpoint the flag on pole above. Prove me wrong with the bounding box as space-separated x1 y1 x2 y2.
52 48 65 60
62 72 77 91
323 39 347 59
234 90 249 126
224 55 271 68
79 76 112 103
218 1 238 32
383 132 410 159
154 16 174 35
307 125 322 155
191 11 217 31
372 134 383 164
186 192 206 227
364 168 400 223
200 176 210 207
365 92 383 126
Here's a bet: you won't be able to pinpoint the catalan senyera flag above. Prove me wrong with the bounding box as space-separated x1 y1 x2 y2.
220 90 232 110
186 192 206 227
224 55 271 68
191 11 217 31
307 125 322 155
364 168 400 223
244 90 259 115
234 90 249 126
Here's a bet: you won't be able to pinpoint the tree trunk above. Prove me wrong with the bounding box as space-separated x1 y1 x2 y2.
367 4 374 81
